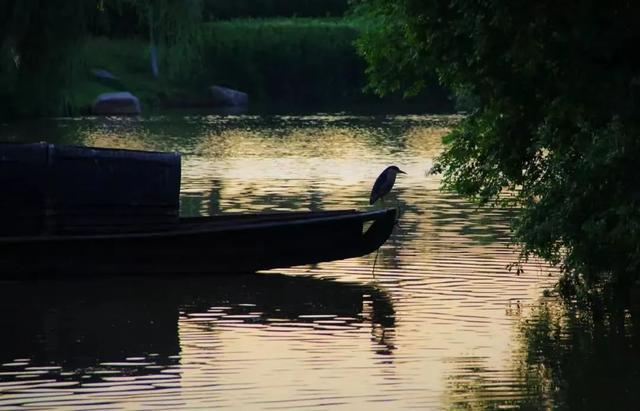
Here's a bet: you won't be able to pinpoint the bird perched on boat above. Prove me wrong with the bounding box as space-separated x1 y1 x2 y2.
369 165 406 205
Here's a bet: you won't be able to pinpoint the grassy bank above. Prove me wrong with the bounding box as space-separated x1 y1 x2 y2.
61 18 452 115
67 38 183 114
188 19 367 104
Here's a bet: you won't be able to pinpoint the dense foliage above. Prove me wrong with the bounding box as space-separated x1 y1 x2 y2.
355 0 640 301
89 1 350 36
0 1 452 117
185 19 366 105
203 0 349 20
0 0 201 118
1 1 91 116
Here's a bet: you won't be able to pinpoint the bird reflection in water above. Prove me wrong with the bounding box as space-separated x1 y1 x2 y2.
362 293 396 356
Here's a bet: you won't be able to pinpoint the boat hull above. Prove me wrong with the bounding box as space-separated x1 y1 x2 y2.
0 209 396 277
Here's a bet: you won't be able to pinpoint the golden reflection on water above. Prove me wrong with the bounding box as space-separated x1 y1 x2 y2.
0 114 559 410
175 114 556 408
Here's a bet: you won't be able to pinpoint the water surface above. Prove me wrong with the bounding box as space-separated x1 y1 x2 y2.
0 114 567 409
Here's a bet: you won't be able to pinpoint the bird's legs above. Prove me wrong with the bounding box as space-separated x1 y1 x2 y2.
371 247 379 279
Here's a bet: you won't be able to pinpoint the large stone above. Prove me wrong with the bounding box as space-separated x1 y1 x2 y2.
92 92 141 115
210 85 248 107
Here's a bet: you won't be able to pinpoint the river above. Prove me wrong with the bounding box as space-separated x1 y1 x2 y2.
1 113 634 410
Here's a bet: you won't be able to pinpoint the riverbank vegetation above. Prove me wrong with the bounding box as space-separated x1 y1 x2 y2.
355 0 640 309
0 0 453 119
202 0 350 20
187 19 365 105
73 19 376 112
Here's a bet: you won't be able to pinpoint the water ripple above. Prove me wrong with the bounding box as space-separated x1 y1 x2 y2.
0 114 557 410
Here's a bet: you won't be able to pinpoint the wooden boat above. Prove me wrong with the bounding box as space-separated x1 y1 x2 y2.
0 208 396 277
0 142 396 277
0 142 181 235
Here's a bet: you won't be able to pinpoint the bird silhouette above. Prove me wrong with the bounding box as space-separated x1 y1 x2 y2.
369 165 406 205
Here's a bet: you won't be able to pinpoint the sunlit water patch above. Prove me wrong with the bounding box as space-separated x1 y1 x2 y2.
0 114 560 409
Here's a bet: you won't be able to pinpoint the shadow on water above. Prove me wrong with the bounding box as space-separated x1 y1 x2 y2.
0 274 394 393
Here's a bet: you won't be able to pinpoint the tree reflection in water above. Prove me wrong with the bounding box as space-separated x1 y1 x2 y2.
446 294 640 410
518 294 640 410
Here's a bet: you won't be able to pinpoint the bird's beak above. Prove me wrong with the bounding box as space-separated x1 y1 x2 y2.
399 169 407 174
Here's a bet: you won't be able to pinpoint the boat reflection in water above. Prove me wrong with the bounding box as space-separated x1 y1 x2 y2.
0 274 394 409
